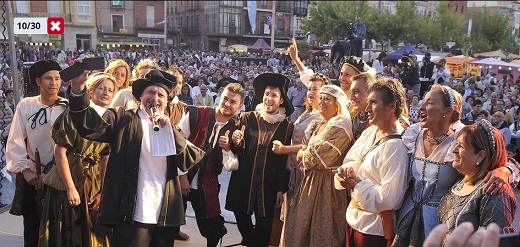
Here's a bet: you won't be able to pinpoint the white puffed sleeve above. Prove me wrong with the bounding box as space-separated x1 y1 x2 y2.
351 141 410 213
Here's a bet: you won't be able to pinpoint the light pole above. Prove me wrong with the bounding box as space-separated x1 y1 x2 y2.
271 1 276 49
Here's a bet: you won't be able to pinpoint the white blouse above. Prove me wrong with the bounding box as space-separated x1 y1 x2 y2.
335 126 410 236
6 96 67 173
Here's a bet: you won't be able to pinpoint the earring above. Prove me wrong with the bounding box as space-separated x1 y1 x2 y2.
476 161 480 166
443 115 446 118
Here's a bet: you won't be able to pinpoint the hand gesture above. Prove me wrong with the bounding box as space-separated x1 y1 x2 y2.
218 130 231 151
88 193 102 213
67 187 81 207
482 166 509 195
275 191 284 208
232 125 245 146
272 140 285 154
333 166 358 190
423 222 500 247
288 37 299 62
22 169 43 189
179 175 190 197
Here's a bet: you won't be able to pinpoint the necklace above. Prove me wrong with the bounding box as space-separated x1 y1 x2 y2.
454 180 464 191
426 130 452 144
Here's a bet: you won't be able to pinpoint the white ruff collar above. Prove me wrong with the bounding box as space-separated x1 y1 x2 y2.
256 104 286 124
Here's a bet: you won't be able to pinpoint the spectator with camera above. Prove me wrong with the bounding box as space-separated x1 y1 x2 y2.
399 51 419 93
419 52 435 98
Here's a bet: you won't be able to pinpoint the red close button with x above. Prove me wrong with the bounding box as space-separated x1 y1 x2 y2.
47 17 64 34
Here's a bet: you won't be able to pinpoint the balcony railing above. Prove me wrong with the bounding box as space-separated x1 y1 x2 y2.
16 12 71 22
97 25 136 35
182 26 200 33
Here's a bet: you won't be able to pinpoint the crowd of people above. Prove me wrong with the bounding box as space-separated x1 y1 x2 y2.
0 35 519 247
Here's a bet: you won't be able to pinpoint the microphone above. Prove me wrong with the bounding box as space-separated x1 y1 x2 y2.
149 103 160 131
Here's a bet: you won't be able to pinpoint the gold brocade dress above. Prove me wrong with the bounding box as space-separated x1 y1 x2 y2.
283 116 353 247
39 110 112 247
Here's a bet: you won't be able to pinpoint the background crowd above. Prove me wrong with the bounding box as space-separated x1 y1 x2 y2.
0 39 520 247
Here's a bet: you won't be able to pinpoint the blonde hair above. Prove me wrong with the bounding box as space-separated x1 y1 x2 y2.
430 84 463 123
104 59 130 90
86 72 117 95
131 59 160 82
166 66 185 97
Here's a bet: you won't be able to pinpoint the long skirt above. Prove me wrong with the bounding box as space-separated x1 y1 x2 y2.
38 187 112 247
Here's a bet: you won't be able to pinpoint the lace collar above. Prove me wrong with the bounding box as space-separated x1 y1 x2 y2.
255 104 286 124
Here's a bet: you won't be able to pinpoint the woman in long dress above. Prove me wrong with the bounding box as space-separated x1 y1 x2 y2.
275 73 332 246
274 39 333 247
283 85 353 247
39 72 116 247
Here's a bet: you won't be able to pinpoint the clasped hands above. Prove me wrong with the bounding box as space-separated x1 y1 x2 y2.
334 165 360 190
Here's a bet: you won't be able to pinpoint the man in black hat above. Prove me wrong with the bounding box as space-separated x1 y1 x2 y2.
220 73 294 247
68 69 204 247
6 60 67 246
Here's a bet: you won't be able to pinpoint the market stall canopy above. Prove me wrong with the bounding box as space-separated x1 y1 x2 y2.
433 57 478 65
248 39 271 53
228 44 248 52
387 43 424 60
470 57 512 66
473 49 520 60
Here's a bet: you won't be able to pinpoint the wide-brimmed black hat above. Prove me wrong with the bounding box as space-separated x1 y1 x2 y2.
132 70 176 100
29 60 62 85
253 73 294 116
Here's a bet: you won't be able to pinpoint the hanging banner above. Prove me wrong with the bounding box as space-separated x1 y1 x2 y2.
247 1 257 34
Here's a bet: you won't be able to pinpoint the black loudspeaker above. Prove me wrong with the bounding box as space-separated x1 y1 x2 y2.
22 62 39 97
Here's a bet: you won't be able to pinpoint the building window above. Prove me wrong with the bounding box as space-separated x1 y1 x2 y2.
16 1 29 15
49 1 61 16
76 34 91 50
143 38 160 51
277 19 284 31
454 5 458 12
112 15 123 33
78 1 91 22
111 1 124 7
278 1 287 11
461 6 464 14
219 7 241 34
147 6 155 27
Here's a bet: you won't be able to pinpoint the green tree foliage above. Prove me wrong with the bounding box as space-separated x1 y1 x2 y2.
301 1 368 42
466 7 517 54
301 1 516 54
296 40 311 51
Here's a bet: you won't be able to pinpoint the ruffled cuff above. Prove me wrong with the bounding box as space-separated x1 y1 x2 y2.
299 68 314 88
402 123 422 153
